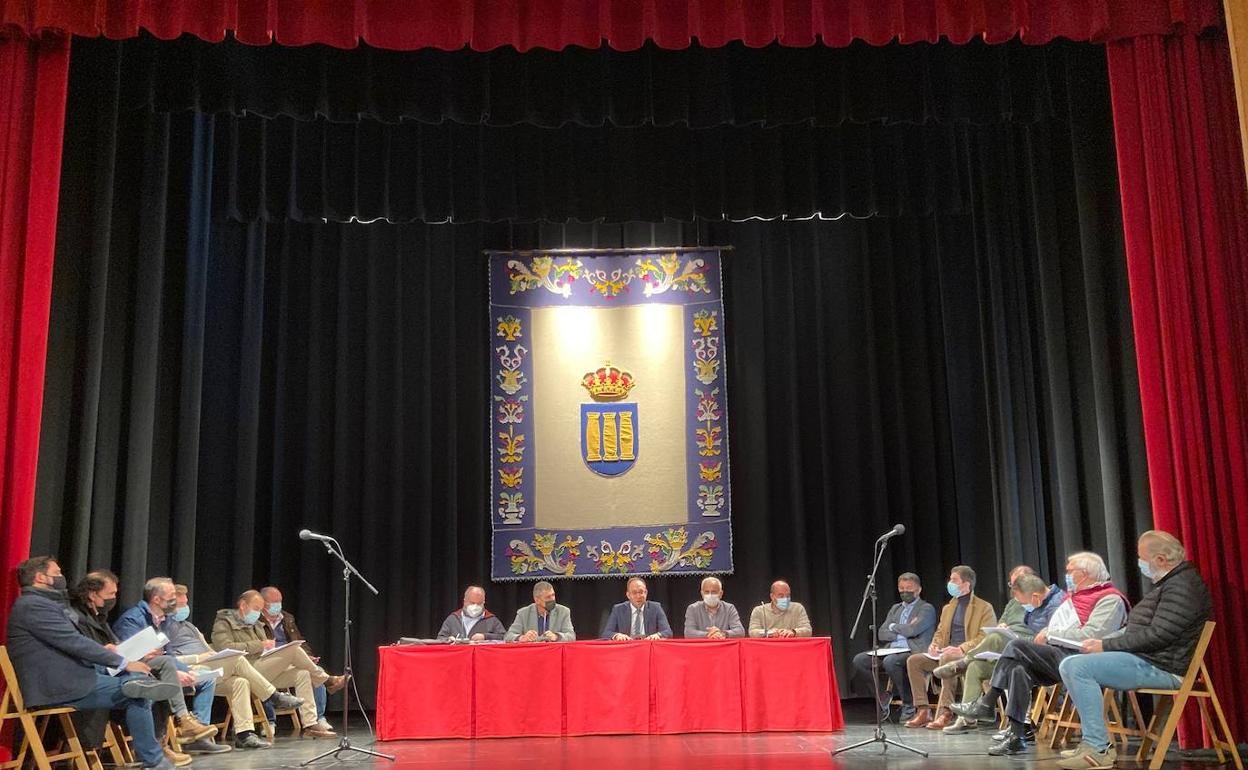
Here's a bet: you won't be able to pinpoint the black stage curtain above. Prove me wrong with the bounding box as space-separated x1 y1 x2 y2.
110 33 1059 128
34 36 1151 705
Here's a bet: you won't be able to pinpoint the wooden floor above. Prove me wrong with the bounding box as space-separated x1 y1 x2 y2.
197 701 1242 770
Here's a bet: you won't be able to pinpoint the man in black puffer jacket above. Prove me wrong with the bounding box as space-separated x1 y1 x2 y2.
1055 530 1212 770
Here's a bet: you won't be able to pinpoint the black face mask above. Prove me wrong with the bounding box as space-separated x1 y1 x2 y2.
899 591 916 603
101 597 117 615
49 575 67 593
543 599 557 613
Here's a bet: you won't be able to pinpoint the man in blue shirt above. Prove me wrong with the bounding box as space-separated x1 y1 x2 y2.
849 572 937 721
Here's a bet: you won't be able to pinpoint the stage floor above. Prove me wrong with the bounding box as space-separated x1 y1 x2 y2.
201 702 1239 770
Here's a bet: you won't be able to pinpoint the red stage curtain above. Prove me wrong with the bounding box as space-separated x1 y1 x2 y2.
1107 31 1248 746
0 31 69 640
0 0 1224 52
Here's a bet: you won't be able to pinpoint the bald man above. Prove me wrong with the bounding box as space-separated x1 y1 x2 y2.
437 586 506 641
684 577 745 638
748 580 812 638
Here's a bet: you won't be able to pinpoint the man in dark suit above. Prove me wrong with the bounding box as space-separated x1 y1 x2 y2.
5 556 181 770
600 577 673 640
849 572 937 721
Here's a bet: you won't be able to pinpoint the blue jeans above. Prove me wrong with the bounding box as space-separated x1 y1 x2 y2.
191 679 215 724
314 684 327 720
63 674 163 767
1058 652 1181 751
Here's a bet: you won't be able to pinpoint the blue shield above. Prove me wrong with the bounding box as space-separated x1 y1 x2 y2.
580 403 639 476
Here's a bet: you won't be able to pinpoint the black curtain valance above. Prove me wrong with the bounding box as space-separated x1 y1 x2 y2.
87 33 1076 128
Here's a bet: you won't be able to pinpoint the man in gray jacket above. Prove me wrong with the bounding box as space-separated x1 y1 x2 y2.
849 572 936 721
437 585 507 641
505 581 575 642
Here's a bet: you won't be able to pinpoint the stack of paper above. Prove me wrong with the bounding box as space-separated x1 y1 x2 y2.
108 627 170 676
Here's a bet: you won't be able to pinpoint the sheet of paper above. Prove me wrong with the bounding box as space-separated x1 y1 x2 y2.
1047 636 1083 649
260 639 305 657
984 626 1019 640
866 648 910 657
922 651 941 660
193 668 223 684
974 651 1003 661
108 627 169 675
199 648 245 663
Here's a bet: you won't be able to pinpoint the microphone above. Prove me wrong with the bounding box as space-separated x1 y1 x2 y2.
299 529 335 543
877 524 905 541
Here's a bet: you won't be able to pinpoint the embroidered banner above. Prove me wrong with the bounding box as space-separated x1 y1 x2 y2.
489 249 732 580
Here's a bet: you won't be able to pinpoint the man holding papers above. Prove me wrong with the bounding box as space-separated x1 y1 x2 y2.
7 557 180 770
211 589 338 737
952 551 1127 756
165 584 305 749
849 572 935 721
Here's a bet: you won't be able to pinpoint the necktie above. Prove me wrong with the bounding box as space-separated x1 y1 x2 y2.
631 606 643 637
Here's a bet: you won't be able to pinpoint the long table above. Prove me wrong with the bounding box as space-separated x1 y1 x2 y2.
376 637 844 740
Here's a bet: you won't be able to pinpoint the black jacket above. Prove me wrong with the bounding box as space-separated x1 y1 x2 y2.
69 599 120 647
1102 561 1212 675
5 587 125 707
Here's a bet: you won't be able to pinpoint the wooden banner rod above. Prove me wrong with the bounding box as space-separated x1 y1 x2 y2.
483 246 733 256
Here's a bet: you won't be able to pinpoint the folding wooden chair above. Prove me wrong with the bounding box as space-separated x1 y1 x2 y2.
213 692 274 742
0 645 91 770
1104 688 1145 752
1134 622 1242 770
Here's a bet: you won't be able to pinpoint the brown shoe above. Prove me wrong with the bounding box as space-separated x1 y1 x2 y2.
325 674 350 695
176 713 218 742
904 708 933 728
302 725 337 739
164 745 194 767
926 709 957 730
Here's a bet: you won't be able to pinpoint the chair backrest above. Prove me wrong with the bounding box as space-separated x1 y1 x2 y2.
1174 621 1216 693
0 644 28 714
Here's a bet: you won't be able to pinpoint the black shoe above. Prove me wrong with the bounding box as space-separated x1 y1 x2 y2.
991 725 1036 742
182 737 232 754
951 695 997 721
265 690 305 710
988 736 1029 756
234 731 271 750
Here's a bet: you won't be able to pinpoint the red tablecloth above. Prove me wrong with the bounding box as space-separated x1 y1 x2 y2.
376 637 843 740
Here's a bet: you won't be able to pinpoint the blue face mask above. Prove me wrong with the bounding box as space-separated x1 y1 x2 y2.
242 609 262 625
267 602 282 615
1064 573 1077 592
946 581 961 598
1138 558 1154 580
173 606 191 622
775 597 791 611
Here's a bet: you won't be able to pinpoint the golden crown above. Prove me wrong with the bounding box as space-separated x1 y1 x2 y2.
581 363 635 401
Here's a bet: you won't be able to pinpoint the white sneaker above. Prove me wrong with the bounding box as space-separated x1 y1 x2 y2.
316 718 334 731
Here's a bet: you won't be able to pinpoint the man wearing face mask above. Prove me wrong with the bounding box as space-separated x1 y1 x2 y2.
6 557 182 770
211 590 338 737
505 581 576 642
904 565 996 729
952 552 1127 756
163 584 305 750
113 577 221 749
259 586 348 735
748 580 812 638
684 577 745 638
1055 531 1211 770
849 573 936 721
437 585 507 641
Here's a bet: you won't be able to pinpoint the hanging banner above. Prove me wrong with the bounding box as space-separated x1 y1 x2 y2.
488 248 733 580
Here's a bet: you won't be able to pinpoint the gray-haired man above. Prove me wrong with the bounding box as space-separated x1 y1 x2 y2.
505 581 575 642
684 577 745 638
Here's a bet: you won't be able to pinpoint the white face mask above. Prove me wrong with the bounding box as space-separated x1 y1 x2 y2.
702 593 721 608
464 603 484 618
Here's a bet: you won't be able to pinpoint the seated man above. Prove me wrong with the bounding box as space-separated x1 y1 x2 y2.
437 585 506 641
165 584 305 749
904 565 996 730
684 576 745 639
748 580 812 638
601 577 673 640
112 577 220 749
938 566 1064 734
505 581 575 642
211 590 339 738
260 586 348 734
7 557 181 770
849 572 936 722
952 552 1127 756
69 571 221 762
1055 531 1211 770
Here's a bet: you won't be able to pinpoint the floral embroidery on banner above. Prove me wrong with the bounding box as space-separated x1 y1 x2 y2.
645 527 718 571
636 253 710 296
586 540 646 574
507 257 584 297
506 532 584 575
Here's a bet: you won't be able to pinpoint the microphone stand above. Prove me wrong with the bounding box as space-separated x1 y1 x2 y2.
302 537 395 765
832 533 927 758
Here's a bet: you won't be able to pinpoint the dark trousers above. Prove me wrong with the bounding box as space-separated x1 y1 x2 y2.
990 639 1072 723
850 650 913 706
60 674 163 767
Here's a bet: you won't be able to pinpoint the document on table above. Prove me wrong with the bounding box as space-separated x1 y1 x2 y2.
866 648 910 657
108 627 169 675
261 640 305 657
984 626 1019 640
199 648 245 663
974 651 1002 661
1047 636 1084 650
